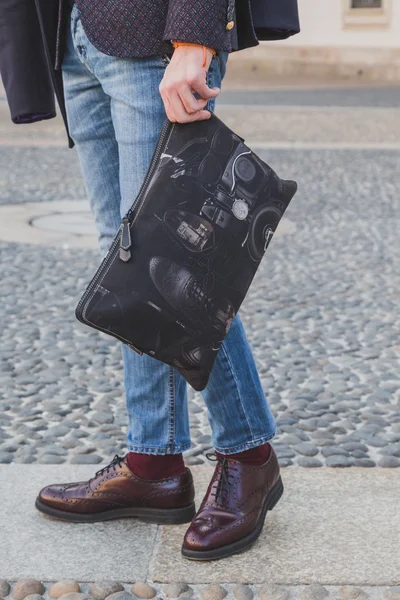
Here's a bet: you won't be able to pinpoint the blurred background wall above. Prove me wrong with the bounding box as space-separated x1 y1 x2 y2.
229 0 400 84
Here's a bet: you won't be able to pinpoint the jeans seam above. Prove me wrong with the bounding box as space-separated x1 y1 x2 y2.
168 366 176 453
127 443 191 455
214 430 277 454
220 342 256 442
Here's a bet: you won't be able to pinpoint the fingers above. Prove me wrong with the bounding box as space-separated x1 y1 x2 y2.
160 82 220 123
190 77 220 101
163 88 212 123
179 85 208 115
159 52 221 123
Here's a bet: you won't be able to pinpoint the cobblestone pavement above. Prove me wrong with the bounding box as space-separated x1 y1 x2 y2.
0 90 399 468
1 580 399 600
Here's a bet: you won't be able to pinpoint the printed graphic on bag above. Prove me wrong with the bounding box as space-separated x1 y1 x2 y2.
76 115 297 390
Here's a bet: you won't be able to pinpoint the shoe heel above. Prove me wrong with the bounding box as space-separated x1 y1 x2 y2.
165 502 197 525
140 502 196 525
266 476 284 511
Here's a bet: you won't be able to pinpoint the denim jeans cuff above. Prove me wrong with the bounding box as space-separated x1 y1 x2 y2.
127 443 192 455
213 430 276 455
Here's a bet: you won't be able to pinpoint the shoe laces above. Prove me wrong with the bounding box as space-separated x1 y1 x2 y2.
206 453 237 507
92 454 125 480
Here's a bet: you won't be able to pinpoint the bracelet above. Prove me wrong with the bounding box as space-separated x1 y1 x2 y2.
172 41 216 67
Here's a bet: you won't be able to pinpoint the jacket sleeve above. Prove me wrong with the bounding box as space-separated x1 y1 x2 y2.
163 0 238 53
0 0 56 124
163 0 299 53
251 0 300 40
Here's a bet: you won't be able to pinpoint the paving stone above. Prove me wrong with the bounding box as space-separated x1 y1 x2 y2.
259 585 290 600
276 449 296 460
130 584 156 600
321 447 350 458
105 593 134 600
294 443 319 457
37 455 66 465
361 436 387 448
49 581 81 598
0 581 10 597
58 594 92 600
89 583 124 600
378 457 400 468
342 442 369 452
351 450 369 459
91 412 114 425
353 458 376 467
300 585 329 600
297 457 323 468
201 585 227 600
233 585 253 600
326 455 353 468
164 584 191 599
43 426 70 438
384 587 400 600
338 586 367 600
12 581 45 600
278 458 293 467
0 452 13 464
0 444 18 453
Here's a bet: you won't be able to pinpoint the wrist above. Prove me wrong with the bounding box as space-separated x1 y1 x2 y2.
172 41 216 67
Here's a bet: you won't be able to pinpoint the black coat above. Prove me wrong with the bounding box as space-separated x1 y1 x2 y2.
0 0 300 146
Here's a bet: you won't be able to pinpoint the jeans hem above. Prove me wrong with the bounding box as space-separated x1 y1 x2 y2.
213 430 276 454
127 443 192 455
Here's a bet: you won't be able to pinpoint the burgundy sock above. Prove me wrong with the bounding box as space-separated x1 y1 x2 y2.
126 452 185 480
216 442 271 466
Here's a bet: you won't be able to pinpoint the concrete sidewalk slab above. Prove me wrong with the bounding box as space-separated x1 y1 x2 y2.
0 465 157 581
0 466 398 584
152 468 400 585
0 465 400 585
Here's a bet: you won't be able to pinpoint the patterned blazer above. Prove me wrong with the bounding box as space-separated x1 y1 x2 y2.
75 0 300 58
0 0 300 143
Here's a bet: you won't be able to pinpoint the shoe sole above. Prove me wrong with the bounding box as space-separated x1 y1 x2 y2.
35 498 196 525
181 475 284 561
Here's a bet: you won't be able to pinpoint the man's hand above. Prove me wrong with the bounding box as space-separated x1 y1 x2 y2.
159 45 220 123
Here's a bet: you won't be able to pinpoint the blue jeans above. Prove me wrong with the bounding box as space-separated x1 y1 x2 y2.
62 4 276 454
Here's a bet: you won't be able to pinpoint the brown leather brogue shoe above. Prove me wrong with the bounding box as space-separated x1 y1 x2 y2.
36 454 195 524
182 446 283 560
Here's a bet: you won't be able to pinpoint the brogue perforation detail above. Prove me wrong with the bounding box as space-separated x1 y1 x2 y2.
182 448 282 558
237 484 268 511
37 457 195 520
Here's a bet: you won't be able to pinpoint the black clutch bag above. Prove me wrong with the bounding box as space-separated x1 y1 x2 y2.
76 115 297 391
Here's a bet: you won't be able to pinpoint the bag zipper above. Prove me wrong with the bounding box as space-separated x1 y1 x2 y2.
75 119 174 354
125 119 173 223
119 217 132 262
119 119 173 259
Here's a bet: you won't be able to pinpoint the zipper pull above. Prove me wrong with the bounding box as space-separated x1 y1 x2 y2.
119 217 132 262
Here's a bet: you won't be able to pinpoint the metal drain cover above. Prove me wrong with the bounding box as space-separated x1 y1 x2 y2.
30 210 96 236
